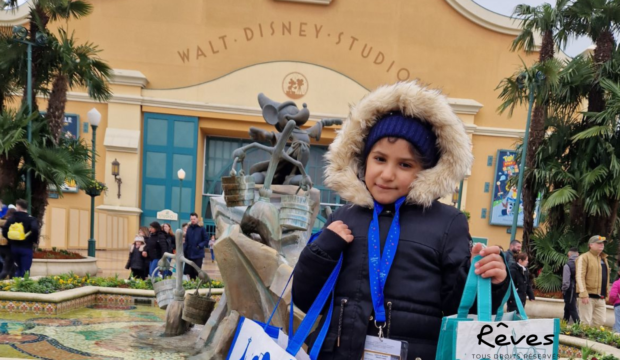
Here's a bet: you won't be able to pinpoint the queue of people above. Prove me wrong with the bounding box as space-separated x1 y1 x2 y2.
127 212 216 281
503 235 620 331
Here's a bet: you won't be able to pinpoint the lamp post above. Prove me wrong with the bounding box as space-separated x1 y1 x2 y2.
87 108 101 257
510 72 543 242
12 25 47 214
177 169 186 228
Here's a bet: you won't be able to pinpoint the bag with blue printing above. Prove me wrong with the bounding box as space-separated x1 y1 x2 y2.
226 231 340 360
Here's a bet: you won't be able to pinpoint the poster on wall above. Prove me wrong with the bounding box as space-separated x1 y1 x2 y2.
489 149 541 227
47 113 80 194
62 114 80 139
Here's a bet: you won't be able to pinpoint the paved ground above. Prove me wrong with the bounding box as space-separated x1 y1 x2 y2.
76 249 222 281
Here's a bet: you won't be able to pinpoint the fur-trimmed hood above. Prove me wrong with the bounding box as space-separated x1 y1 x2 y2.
323 81 473 208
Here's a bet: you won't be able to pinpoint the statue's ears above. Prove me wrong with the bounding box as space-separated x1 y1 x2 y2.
262 104 279 125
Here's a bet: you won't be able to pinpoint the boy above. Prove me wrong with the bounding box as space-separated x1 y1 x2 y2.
292 82 508 360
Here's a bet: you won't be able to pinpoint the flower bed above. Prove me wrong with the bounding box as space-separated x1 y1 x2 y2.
561 320 620 349
0 272 224 294
33 249 84 260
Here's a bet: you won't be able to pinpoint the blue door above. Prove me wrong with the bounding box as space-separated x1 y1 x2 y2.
141 113 198 230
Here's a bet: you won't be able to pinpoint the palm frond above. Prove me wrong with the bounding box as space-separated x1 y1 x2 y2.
543 186 578 209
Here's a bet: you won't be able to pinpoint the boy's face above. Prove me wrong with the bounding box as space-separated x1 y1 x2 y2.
364 138 422 205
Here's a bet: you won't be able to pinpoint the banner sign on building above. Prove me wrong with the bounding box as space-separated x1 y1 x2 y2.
63 114 80 139
157 209 178 221
47 113 80 194
489 149 541 227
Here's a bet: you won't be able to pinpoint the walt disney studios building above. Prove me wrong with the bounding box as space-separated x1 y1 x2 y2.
1 0 546 250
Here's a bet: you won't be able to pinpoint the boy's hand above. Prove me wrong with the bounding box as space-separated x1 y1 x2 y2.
327 220 354 243
471 243 507 285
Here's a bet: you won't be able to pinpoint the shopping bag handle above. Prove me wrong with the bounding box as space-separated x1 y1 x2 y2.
457 255 492 321
458 254 529 322
262 230 342 360
287 231 342 357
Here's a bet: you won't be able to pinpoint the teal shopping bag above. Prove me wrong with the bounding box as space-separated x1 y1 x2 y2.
435 255 560 360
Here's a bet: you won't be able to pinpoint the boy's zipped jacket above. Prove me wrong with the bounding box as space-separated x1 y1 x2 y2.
292 82 510 360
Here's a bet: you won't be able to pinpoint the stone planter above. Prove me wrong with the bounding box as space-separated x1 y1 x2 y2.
30 256 98 277
560 334 620 358
526 297 615 328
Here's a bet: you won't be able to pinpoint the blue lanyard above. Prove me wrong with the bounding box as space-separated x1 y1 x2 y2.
367 196 405 323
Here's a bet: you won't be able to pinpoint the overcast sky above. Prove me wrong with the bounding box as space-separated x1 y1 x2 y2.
472 0 592 57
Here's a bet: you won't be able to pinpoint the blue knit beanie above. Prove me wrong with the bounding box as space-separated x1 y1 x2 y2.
363 112 439 169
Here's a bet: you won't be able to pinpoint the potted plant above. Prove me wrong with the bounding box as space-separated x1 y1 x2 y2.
84 180 107 197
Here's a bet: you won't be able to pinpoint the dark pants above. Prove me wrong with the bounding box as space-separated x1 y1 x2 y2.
0 246 14 280
210 249 215 262
563 292 580 323
131 267 146 280
11 246 33 277
185 257 203 280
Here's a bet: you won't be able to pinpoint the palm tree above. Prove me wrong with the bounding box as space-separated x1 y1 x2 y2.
511 0 570 61
497 59 562 263
0 0 110 222
509 0 570 255
46 29 111 141
563 0 620 113
0 107 93 219
10 0 94 108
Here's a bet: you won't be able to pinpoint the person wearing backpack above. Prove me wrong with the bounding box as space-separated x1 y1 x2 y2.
1 199 39 277
562 248 580 324
0 208 16 279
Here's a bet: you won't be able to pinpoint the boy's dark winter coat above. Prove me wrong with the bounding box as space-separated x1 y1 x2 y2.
294 203 508 360
293 82 509 360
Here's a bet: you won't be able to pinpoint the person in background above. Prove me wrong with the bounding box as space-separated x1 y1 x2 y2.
562 247 580 324
609 270 620 332
144 222 170 278
208 235 216 263
576 235 611 327
0 208 16 279
182 223 188 241
508 252 535 311
183 213 208 280
2 199 39 277
138 226 151 279
0 200 7 219
125 235 147 280
504 240 522 267
162 223 176 253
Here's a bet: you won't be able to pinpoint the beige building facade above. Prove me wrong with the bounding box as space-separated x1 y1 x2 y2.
1 0 543 250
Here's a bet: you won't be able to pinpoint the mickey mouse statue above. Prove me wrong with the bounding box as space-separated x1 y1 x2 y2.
248 93 342 186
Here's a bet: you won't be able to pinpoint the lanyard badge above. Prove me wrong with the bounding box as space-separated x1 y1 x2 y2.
367 197 405 339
